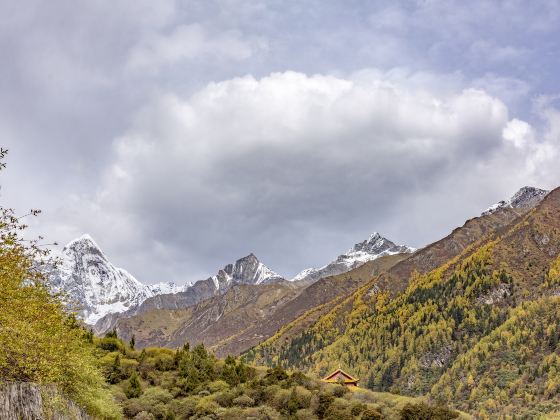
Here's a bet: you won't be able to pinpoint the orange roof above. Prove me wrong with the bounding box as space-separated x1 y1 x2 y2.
322 368 359 383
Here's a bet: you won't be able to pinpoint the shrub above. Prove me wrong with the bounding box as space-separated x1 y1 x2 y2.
314 392 334 418
361 407 384 420
400 402 459 420
325 398 352 420
265 366 289 384
98 337 123 352
167 397 198 419
329 384 349 398
214 390 236 407
207 379 230 393
233 394 255 407
195 396 220 416
126 372 143 399
350 401 367 416
295 408 319 420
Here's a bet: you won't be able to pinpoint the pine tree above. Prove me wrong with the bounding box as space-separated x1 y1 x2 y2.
126 372 142 398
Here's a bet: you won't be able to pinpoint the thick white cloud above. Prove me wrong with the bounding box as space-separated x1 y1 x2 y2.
75 70 558 282
503 119 534 149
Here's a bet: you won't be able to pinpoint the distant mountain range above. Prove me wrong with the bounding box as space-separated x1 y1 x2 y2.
49 229 416 327
48 239 286 326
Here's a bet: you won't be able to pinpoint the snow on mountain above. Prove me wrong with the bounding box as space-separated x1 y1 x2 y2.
482 186 549 216
292 232 415 284
48 234 186 324
147 281 189 295
209 253 284 291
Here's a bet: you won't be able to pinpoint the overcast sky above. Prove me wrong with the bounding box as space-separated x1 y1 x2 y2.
2 0 560 284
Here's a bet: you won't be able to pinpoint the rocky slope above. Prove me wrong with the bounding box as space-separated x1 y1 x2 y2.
113 253 408 356
292 232 415 283
94 253 285 334
48 234 186 324
245 186 551 365
380 186 549 293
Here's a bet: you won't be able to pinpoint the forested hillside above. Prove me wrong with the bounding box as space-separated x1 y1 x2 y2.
246 188 560 418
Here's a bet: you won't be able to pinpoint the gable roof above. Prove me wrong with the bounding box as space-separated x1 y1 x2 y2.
322 368 359 383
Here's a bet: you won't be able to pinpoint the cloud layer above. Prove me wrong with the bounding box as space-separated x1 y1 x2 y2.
78 70 558 281
1 0 559 283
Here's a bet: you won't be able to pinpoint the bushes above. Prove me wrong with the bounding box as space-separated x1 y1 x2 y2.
265 366 290 384
361 406 383 419
233 394 255 407
87 325 442 420
314 392 334 418
400 402 459 420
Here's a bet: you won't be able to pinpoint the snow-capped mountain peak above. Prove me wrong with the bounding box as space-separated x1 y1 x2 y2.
292 233 415 283
482 186 549 216
349 231 412 255
49 235 187 324
209 253 284 291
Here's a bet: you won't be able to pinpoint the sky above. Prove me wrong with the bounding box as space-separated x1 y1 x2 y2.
1 0 560 284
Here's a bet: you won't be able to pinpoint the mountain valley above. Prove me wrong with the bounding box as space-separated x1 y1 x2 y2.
36 185 560 418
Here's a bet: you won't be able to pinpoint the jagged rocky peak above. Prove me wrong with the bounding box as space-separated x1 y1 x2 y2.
483 186 549 216
349 232 413 256
293 232 415 284
211 253 284 290
63 233 104 256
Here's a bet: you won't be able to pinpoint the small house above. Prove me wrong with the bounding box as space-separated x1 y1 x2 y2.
322 368 359 387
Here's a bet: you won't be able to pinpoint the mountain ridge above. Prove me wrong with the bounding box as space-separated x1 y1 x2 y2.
292 232 415 283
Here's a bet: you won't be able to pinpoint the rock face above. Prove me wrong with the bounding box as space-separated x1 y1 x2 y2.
209 253 284 289
48 234 186 324
94 253 284 334
482 186 549 216
0 382 89 420
292 232 415 284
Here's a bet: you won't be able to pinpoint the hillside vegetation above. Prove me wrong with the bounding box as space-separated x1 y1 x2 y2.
94 332 462 419
0 150 121 418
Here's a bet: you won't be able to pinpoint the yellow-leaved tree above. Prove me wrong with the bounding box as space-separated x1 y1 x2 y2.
0 149 121 418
